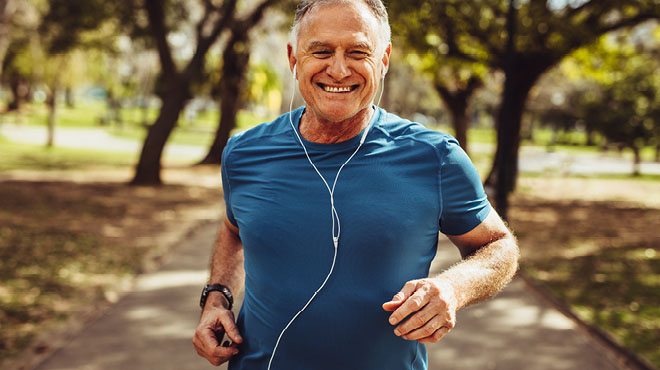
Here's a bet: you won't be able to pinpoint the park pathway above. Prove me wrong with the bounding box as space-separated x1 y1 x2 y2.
3 123 660 176
27 221 631 370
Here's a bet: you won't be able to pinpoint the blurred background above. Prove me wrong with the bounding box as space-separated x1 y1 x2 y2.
1 0 659 368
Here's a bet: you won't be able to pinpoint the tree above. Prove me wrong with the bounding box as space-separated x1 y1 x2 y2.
388 0 660 218
559 32 660 174
130 0 283 185
389 7 488 154
1 0 39 111
36 0 124 145
198 0 280 165
0 0 16 77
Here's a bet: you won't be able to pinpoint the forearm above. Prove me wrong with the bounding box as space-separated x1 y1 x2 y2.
206 219 245 310
437 234 519 310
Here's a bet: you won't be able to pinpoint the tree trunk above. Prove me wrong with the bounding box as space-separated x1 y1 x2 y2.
485 68 544 214
7 72 25 111
65 86 75 108
130 77 190 185
46 87 57 147
434 76 482 155
632 145 641 176
199 39 251 165
484 2 561 219
449 107 469 154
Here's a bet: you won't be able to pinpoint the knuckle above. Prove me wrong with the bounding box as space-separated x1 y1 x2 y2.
410 296 424 308
412 315 426 327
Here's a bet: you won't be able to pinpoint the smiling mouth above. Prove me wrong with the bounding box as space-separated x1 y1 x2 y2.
317 83 359 93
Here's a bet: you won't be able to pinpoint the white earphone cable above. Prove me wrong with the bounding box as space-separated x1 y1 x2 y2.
267 65 383 370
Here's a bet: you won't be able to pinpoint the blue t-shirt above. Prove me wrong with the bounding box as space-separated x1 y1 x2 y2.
222 106 491 370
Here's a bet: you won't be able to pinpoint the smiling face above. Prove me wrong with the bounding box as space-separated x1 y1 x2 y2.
288 0 391 125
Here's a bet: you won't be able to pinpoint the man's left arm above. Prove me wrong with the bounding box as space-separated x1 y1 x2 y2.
382 209 519 343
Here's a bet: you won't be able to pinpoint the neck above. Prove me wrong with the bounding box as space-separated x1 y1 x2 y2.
299 107 374 144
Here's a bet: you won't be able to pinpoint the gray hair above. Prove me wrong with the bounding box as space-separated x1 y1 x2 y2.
290 0 391 54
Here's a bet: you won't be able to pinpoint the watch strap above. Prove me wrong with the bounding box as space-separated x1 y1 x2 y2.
200 284 233 310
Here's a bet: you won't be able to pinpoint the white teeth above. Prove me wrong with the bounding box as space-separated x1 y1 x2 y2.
324 86 351 93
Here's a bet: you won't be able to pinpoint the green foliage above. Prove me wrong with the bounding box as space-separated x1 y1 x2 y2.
556 31 660 152
246 62 282 111
0 135 135 172
390 0 660 69
39 0 116 53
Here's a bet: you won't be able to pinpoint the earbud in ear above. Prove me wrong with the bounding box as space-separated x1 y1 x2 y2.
293 65 297 80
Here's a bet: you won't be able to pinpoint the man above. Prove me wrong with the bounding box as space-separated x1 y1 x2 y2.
193 0 519 369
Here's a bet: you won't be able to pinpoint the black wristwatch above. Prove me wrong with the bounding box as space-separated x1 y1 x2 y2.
200 284 233 310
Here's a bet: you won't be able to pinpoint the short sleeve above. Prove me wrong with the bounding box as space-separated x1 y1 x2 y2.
221 140 238 227
438 138 491 235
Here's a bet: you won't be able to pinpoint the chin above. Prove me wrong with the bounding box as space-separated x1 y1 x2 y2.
316 104 372 123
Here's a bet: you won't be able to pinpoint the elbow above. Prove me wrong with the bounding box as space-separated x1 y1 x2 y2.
504 234 520 279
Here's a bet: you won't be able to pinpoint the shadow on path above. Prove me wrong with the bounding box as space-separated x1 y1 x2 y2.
34 225 625 370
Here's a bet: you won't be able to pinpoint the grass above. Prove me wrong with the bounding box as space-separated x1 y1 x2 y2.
1 102 272 148
0 135 136 172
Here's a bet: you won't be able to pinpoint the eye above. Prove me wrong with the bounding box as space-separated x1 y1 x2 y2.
312 51 332 59
350 51 369 59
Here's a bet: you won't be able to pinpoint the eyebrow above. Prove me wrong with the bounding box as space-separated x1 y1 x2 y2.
306 41 331 50
305 40 374 51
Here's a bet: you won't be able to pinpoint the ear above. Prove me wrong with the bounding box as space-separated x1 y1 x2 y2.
287 43 297 77
381 43 392 77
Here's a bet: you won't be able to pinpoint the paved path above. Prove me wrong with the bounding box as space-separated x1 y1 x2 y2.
29 222 627 370
0 123 206 161
3 123 660 176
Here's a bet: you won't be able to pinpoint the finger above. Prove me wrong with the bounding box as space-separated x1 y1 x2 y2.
400 314 444 340
197 326 223 351
194 329 239 366
394 305 437 337
204 346 239 366
388 286 429 326
417 326 451 343
382 300 403 312
211 343 240 358
218 312 243 344
385 280 418 306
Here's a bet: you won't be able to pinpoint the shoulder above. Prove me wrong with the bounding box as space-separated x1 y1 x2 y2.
223 108 300 158
374 109 461 157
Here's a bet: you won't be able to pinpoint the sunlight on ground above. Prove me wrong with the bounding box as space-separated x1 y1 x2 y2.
135 270 207 292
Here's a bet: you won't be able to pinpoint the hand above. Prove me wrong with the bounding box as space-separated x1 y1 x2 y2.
193 304 243 366
382 278 457 343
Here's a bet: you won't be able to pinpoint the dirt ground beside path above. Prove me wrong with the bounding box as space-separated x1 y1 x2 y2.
0 167 223 365
510 176 660 368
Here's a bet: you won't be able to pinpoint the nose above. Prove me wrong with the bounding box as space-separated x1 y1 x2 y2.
326 55 351 81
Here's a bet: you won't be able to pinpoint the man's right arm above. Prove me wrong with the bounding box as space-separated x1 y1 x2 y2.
193 216 245 366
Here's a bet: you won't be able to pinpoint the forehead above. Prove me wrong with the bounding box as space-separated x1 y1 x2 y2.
296 1 381 49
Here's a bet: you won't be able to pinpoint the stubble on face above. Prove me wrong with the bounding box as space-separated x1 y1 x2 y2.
290 1 389 143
